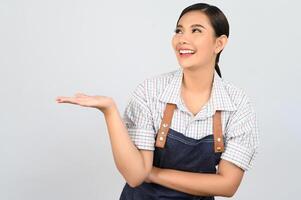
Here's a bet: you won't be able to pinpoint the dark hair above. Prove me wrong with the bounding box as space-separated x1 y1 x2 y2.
176 3 229 78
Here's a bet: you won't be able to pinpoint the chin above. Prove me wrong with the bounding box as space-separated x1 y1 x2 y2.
178 62 197 69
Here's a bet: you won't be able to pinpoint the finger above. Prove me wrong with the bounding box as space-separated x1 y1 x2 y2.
56 96 64 101
75 92 88 97
56 97 78 104
56 96 65 102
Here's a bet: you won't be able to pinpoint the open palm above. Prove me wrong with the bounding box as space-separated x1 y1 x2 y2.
56 92 115 113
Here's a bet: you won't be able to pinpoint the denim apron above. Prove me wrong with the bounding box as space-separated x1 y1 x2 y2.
119 103 225 200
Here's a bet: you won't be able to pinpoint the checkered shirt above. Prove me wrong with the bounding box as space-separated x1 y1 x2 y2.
123 68 260 171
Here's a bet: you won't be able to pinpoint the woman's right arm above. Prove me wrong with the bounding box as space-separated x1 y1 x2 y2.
56 93 153 187
103 102 154 187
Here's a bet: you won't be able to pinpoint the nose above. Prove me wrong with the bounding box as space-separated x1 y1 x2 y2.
179 40 187 45
178 34 189 45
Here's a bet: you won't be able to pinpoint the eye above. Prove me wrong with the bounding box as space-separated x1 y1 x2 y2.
192 28 201 33
174 28 182 34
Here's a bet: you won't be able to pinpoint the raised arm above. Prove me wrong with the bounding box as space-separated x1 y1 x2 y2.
56 93 153 187
103 102 154 187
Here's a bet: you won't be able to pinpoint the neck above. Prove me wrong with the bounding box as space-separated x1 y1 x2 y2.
181 64 215 94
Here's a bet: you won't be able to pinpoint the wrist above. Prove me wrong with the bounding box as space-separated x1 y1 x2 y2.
102 100 117 117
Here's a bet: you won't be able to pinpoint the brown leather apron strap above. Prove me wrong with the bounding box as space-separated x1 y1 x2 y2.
155 103 176 148
213 110 225 153
155 103 225 153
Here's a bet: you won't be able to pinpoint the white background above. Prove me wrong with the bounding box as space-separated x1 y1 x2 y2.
0 0 300 199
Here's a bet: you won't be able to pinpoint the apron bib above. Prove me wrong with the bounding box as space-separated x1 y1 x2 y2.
120 103 225 200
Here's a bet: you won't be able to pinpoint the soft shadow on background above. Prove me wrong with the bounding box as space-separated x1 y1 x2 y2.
0 0 300 199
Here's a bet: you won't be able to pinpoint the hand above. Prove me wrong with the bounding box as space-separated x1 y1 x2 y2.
56 92 115 115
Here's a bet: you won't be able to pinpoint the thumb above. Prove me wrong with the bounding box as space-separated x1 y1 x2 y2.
75 92 87 97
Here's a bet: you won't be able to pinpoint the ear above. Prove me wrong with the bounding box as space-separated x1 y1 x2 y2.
214 35 228 54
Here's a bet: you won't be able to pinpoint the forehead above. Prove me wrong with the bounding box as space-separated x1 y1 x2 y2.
177 11 211 28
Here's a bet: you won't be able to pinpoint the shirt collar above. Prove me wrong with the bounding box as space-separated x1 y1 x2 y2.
158 68 237 119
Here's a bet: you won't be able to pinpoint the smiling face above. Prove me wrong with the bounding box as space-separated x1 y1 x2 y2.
172 10 227 70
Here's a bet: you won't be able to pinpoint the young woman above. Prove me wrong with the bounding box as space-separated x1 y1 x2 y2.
56 3 259 199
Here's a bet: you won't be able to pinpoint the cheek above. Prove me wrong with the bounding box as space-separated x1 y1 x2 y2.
194 41 215 63
171 36 177 50
196 39 215 55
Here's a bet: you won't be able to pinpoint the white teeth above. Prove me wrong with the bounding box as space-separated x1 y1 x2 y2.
179 49 195 54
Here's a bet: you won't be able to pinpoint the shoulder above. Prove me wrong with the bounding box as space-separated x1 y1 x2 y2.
143 69 178 87
221 78 257 129
133 69 179 98
221 78 255 112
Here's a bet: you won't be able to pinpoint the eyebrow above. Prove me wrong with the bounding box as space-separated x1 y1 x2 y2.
176 24 206 29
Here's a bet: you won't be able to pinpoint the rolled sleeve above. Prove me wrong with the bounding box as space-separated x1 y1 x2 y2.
221 98 260 171
123 81 156 151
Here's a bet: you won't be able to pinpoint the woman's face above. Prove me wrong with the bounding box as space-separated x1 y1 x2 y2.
172 11 225 70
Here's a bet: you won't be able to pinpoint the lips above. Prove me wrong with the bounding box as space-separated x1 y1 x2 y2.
179 52 194 58
179 49 195 55
176 46 196 56
177 49 196 58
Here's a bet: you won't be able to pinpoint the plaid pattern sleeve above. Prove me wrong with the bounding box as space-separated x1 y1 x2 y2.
123 81 156 151
121 68 260 171
221 94 260 171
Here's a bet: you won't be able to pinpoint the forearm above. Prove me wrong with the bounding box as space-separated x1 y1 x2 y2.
103 103 148 187
152 168 234 197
